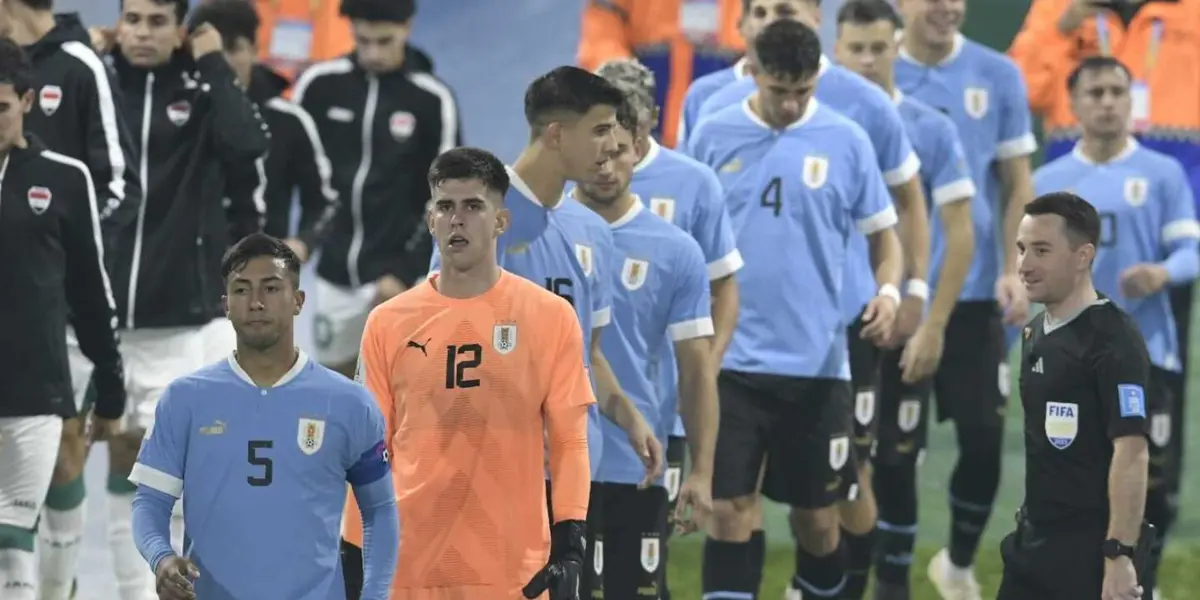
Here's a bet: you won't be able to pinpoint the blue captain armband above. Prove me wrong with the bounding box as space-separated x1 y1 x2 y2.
347 441 390 486
1117 384 1147 419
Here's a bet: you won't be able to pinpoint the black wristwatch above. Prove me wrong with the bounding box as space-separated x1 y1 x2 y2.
1101 538 1136 560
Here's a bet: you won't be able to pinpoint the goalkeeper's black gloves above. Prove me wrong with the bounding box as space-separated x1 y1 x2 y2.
523 519 586 599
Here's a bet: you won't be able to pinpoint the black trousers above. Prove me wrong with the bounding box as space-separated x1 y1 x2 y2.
342 538 363 600
997 520 1104 600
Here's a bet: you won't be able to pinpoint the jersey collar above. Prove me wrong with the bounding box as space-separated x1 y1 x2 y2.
609 196 645 229
1071 137 1140 165
742 97 820 131
891 89 904 106
819 54 831 77
228 349 310 388
1043 299 1110 334
898 32 965 67
507 165 566 211
634 137 662 173
735 57 751 79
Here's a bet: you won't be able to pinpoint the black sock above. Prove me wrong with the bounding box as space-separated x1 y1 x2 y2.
874 461 918 586
703 537 756 595
840 528 873 599
749 529 766 594
947 426 1002 568
792 537 847 598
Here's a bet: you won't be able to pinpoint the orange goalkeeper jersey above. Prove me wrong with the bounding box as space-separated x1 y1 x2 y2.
343 270 595 599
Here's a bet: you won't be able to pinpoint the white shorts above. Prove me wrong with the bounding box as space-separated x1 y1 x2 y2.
0 416 63 529
65 328 93 413
198 318 237 365
120 327 206 432
313 277 377 366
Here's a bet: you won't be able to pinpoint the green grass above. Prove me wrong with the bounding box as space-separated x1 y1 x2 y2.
662 309 1200 598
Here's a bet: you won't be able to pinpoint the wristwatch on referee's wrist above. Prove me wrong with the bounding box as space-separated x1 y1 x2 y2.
1101 538 1136 560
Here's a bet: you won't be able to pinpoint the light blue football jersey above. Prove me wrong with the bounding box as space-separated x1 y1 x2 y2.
130 355 389 600
695 57 919 321
632 139 742 438
894 91 976 293
895 33 1037 301
677 58 749 148
1035 140 1200 372
429 171 615 477
594 201 713 485
687 99 897 379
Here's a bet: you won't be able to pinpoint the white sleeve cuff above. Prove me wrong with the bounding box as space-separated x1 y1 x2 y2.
932 178 976 206
592 307 612 328
883 152 921 187
668 317 715 341
128 463 183 498
707 250 744 280
995 132 1038 160
856 204 899 235
1163 219 1200 243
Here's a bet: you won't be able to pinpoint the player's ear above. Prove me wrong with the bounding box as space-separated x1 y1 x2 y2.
293 289 305 315
221 294 229 317
495 206 510 238
544 121 564 151
19 88 32 115
1079 242 1097 270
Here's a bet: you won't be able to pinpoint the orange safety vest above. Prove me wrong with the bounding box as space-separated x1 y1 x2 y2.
255 0 354 86
578 0 744 148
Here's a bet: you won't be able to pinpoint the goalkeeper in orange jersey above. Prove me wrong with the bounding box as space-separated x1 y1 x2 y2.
345 146 595 600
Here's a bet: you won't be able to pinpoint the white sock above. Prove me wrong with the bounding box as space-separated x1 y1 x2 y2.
107 492 156 600
0 547 37 600
37 503 85 600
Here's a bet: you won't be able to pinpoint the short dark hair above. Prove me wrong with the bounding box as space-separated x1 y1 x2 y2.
1066 56 1133 93
1024 191 1101 248
741 0 819 13
221 233 303 287
754 19 823 81
340 0 415 23
427 147 511 200
13 0 54 10
524 66 628 132
189 0 259 50
837 0 903 29
121 0 190 25
0 38 34 95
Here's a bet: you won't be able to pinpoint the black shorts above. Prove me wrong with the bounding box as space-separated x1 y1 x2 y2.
712 370 857 508
847 317 881 461
1148 367 1182 496
341 538 363 600
875 346 934 467
589 482 670 599
663 436 686 529
545 480 606 598
933 301 1008 428
997 522 1104 599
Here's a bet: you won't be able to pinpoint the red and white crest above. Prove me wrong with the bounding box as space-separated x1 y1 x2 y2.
389 111 415 140
27 186 51 214
166 101 192 126
39 86 62 116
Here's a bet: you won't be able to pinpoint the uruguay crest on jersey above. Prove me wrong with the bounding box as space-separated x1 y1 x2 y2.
298 418 326 455
803 155 828 190
964 87 989 119
1124 177 1149 207
621 258 650 291
575 243 594 277
493 323 517 355
649 197 676 223
640 537 661 573
828 436 849 470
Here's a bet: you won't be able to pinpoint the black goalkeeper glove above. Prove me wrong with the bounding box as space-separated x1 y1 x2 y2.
522 519 586 599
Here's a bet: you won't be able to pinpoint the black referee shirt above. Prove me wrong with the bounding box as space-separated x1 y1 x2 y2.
1019 299 1150 529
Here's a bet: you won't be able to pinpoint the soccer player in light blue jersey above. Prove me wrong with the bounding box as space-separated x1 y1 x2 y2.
573 114 719 600
593 59 741 599
687 20 904 599
892 1 1038 594
833 2 980 598
128 234 399 600
1034 57 1200 599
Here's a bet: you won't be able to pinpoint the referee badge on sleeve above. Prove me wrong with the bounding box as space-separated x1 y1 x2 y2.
1045 402 1078 450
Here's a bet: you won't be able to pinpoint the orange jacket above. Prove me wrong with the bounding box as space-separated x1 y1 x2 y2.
578 0 744 147
255 0 353 85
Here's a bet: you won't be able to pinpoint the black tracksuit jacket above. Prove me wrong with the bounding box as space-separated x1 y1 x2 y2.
106 48 269 329
0 136 125 419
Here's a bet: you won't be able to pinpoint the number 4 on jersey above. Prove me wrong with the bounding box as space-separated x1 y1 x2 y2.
761 177 782 217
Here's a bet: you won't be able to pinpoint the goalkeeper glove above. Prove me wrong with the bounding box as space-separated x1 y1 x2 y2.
522 519 586 599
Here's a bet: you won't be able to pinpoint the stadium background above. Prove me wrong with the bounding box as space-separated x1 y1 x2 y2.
58 0 1198 597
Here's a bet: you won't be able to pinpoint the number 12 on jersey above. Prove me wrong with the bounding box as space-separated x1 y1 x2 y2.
445 344 482 389
761 177 782 217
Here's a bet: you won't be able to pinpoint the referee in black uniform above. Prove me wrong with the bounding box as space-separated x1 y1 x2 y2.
999 191 1150 600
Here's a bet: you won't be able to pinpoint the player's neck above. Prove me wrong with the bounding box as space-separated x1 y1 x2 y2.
1045 284 1100 323
576 189 635 224
1080 134 1131 164
513 146 568 209
0 133 30 162
436 259 502 299
5 9 55 47
903 35 954 66
234 342 300 387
